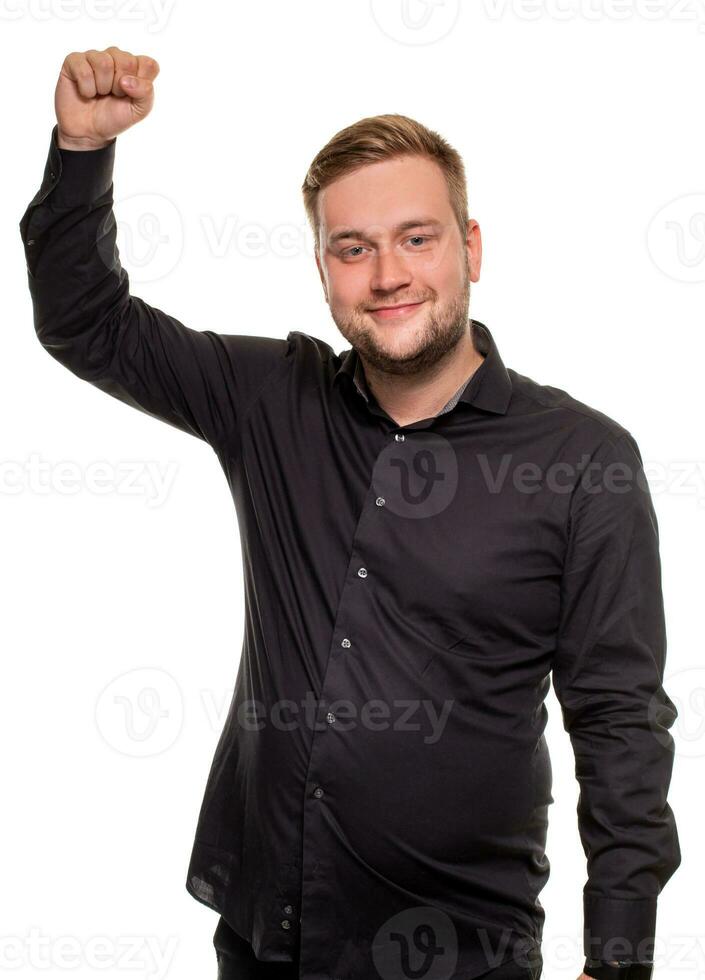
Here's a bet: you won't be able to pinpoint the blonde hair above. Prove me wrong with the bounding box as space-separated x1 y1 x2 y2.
302 113 469 253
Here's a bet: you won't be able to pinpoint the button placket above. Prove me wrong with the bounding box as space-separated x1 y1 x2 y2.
298 460 392 977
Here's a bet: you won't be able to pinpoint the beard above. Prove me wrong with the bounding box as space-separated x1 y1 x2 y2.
328 265 472 378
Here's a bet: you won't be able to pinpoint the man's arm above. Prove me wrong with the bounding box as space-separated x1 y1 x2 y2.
551 429 681 979
19 48 290 454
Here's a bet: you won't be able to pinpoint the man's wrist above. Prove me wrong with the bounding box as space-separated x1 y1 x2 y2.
56 128 113 151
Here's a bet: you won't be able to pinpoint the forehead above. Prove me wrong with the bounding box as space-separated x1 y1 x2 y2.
318 154 453 235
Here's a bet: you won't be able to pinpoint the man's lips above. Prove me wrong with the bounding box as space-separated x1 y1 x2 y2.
367 301 426 319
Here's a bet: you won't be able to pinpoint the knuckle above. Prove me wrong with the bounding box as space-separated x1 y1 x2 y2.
139 55 159 75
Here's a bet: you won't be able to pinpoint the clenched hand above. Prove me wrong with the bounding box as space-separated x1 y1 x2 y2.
55 45 159 150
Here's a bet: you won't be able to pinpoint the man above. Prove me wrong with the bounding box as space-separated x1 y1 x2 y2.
20 46 680 980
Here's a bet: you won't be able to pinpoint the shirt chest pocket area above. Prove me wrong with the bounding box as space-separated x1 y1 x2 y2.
378 512 564 661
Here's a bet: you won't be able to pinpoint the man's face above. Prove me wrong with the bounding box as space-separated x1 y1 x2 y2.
315 153 482 376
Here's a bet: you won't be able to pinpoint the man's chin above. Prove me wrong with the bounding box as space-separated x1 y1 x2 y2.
357 339 431 374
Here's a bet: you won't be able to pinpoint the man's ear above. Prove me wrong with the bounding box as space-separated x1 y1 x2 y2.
465 218 482 283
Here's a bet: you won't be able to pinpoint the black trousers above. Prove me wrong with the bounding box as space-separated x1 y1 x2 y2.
212 916 543 979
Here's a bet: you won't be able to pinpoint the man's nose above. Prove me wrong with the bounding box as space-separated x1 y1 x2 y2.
368 247 413 294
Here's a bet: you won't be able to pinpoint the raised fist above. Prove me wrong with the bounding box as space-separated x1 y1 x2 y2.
55 46 159 150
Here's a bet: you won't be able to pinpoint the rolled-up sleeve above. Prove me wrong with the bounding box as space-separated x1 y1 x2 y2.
552 429 681 964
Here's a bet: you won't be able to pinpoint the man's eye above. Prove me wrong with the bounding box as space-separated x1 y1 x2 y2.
341 236 433 258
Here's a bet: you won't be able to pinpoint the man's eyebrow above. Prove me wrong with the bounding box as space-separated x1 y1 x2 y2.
327 217 444 246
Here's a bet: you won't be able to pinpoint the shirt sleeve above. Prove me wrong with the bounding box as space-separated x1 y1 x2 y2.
551 429 681 965
18 124 290 454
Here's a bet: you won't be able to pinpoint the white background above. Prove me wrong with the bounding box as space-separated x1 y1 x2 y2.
2 1 702 977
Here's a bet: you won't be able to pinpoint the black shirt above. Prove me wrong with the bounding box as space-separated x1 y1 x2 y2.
20 125 681 980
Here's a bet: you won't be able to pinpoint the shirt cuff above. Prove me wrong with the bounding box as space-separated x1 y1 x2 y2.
28 123 116 210
583 958 654 980
583 893 658 962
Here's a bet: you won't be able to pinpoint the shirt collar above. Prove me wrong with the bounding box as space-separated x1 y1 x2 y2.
333 318 512 416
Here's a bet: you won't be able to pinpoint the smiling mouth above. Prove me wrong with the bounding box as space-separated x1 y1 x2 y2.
368 301 426 319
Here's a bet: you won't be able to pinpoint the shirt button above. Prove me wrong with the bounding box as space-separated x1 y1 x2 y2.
313 786 324 798
49 172 55 179
394 432 405 442
27 239 35 246
284 905 294 915
357 567 368 578
281 919 291 930
326 711 336 724
341 638 351 648
375 496 385 506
